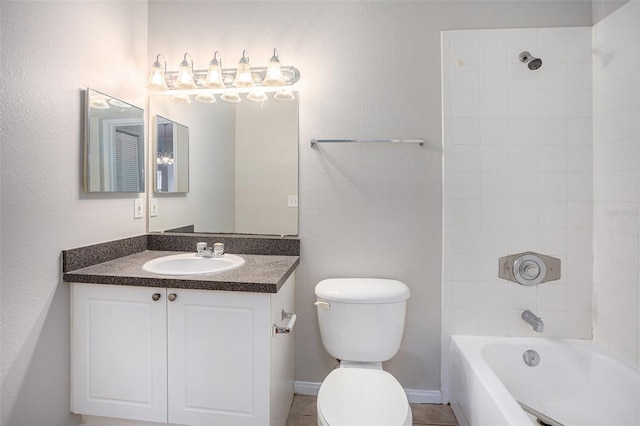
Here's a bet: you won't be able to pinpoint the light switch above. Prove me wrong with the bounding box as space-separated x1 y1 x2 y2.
150 198 158 217
134 198 144 219
287 195 298 208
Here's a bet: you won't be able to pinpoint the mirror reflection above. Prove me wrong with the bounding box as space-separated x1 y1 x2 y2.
155 115 189 193
84 88 145 192
149 93 298 236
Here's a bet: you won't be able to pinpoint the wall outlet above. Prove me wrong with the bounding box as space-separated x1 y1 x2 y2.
134 198 144 219
150 198 158 217
287 195 298 208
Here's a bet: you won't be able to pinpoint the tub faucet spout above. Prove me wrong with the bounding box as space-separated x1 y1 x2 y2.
521 310 544 333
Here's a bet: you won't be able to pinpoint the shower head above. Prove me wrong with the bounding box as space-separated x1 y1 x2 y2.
519 51 542 70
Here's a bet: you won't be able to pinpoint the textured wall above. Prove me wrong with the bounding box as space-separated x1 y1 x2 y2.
0 2 147 425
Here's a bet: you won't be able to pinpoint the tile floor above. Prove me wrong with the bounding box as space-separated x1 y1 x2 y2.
285 394 458 426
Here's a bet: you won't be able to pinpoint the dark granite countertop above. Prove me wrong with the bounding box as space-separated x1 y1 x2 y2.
63 250 299 293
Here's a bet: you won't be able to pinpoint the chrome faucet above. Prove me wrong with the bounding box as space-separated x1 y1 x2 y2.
195 242 224 258
196 242 214 257
521 310 544 333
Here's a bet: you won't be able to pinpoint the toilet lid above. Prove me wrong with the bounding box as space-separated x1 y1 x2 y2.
317 368 411 426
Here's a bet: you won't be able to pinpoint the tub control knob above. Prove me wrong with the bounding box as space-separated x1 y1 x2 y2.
499 251 561 286
521 261 540 278
513 254 546 286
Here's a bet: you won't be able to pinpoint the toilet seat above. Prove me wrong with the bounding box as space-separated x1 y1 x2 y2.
317 368 412 426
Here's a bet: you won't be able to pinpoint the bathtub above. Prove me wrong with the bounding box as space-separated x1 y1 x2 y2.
449 336 640 426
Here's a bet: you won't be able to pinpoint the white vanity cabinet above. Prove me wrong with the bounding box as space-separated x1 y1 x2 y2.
71 273 295 426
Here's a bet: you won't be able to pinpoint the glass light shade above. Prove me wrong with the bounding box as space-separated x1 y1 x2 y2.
175 64 197 89
109 99 130 108
90 98 110 109
220 92 241 103
203 63 225 88
263 60 285 87
157 152 174 165
233 62 254 88
171 94 192 104
274 90 295 101
195 93 216 103
247 91 268 102
146 65 168 90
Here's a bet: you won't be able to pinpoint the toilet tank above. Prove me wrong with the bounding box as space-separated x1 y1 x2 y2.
315 278 410 363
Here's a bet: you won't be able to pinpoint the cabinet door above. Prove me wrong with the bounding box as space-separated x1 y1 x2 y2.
71 283 167 423
167 289 270 425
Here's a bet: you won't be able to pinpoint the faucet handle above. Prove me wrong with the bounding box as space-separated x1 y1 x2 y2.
196 242 209 253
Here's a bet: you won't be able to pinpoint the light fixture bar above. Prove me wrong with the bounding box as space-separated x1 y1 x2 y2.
159 65 300 90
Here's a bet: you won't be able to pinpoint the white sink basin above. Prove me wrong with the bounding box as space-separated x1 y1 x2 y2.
142 253 245 276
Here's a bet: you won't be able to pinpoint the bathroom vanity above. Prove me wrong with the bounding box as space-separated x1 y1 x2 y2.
63 235 299 426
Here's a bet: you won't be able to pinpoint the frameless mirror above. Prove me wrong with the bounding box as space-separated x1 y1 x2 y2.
148 92 298 236
155 115 189 193
84 88 145 192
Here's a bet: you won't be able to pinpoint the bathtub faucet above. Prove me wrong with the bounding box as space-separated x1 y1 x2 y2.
521 310 544 333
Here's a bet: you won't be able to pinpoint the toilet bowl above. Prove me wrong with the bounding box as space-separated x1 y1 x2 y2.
314 278 412 426
317 368 412 426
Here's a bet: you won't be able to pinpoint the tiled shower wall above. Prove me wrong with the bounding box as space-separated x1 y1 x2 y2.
441 27 593 401
592 1 640 366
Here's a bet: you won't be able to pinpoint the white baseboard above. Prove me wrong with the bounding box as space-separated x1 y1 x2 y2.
294 380 321 396
294 381 442 404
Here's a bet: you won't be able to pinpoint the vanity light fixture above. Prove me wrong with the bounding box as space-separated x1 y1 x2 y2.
203 52 225 89
157 122 175 166
175 53 197 89
146 54 169 91
194 93 216 103
263 49 286 87
232 50 254 88
157 152 175 165
274 90 296 101
220 92 242 103
247 90 268 102
146 48 300 103
89 94 110 109
171 94 192 104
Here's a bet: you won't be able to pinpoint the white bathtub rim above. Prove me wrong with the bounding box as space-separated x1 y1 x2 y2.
450 336 534 425
450 335 640 426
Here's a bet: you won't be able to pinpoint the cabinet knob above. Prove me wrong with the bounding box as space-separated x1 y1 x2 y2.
168 293 177 302
152 293 161 301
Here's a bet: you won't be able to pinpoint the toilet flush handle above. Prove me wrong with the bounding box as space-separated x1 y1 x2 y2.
314 301 330 310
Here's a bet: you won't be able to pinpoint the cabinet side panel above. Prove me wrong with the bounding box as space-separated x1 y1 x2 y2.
270 272 296 426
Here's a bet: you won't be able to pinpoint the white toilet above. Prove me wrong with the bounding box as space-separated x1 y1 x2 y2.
314 278 412 426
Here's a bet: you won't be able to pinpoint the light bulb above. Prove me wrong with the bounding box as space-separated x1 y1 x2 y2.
274 90 295 101
195 93 216 103
146 54 168 91
220 92 241 103
263 48 286 87
90 98 110 109
171 94 192 104
203 51 225 89
174 53 196 89
232 50 254 88
247 91 268 102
